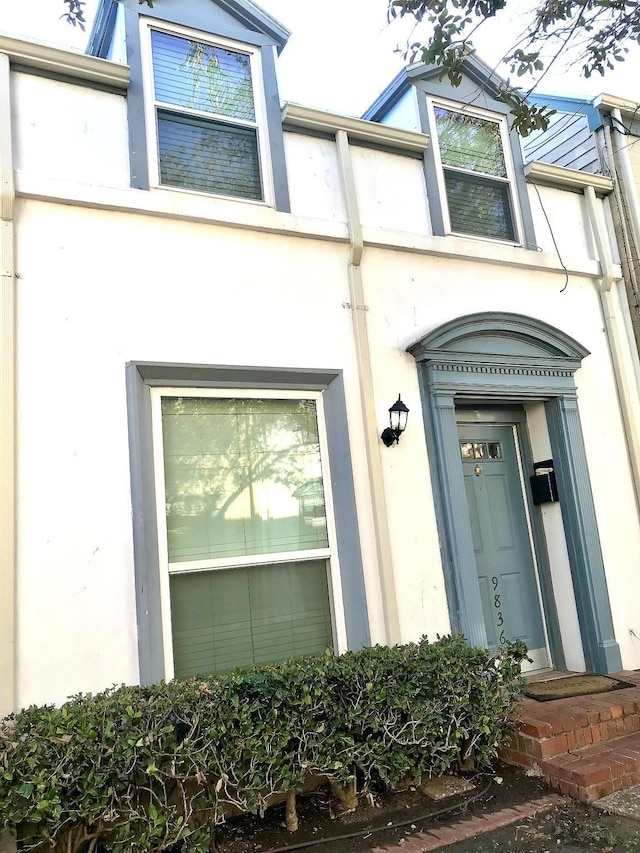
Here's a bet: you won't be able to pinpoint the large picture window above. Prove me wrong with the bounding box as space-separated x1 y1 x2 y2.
430 102 518 243
144 24 269 201
152 390 338 679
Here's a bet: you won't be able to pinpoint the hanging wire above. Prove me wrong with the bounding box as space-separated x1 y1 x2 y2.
532 183 570 292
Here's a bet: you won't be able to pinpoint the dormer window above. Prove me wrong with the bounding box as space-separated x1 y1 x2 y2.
429 101 519 243
143 23 271 203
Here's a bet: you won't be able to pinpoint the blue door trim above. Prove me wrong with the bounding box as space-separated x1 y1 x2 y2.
408 312 622 675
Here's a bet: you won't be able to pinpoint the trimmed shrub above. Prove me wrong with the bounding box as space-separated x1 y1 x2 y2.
0 635 526 852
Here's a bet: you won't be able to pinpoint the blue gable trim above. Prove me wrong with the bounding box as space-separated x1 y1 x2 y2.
87 0 290 59
87 0 119 58
215 0 290 52
362 69 410 122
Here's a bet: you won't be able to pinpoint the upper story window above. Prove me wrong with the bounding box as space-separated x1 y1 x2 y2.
144 23 271 203
429 101 519 243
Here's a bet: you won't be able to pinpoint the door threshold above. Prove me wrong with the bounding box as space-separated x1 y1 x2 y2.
525 669 580 683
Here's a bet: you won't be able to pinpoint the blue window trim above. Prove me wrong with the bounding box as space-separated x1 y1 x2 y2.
88 0 291 211
126 362 369 684
362 59 538 250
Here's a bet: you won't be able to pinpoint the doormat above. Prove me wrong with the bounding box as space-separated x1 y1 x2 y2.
525 674 634 702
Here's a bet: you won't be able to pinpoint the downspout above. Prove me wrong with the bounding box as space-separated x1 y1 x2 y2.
605 110 640 357
334 129 401 645
583 184 640 515
610 108 640 254
0 51 16 718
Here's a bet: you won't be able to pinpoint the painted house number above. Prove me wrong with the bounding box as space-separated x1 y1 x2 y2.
491 575 507 644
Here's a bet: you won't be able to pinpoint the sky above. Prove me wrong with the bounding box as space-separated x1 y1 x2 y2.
1 0 639 116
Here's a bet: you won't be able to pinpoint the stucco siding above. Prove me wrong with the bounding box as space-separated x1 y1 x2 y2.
11 72 130 188
283 132 345 221
350 145 431 233
527 184 597 260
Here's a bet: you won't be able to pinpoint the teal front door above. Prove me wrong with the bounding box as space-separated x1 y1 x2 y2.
457 422 550 672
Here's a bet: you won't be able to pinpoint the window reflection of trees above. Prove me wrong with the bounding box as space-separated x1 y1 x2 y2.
157 113 261 198
434 106 515 242
161 397 329 563
152 31 255 120
434 107 506 177
152 31 261 198
180 41 254 120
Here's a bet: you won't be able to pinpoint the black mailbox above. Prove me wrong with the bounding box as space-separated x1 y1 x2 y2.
530 459 558 505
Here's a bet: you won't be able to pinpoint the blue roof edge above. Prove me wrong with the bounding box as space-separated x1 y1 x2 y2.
362 54 509 122
528 92 603 132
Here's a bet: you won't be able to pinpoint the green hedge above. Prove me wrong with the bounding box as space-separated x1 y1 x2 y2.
0 635 526 852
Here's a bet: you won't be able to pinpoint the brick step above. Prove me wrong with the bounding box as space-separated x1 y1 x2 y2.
502 704 640 765
500 677 640 767
539 731 640 802
499 672 640 803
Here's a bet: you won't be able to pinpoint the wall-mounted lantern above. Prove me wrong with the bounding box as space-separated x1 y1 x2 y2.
381 394 409 447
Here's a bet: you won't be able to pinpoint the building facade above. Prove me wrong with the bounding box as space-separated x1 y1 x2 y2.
1 0 640 716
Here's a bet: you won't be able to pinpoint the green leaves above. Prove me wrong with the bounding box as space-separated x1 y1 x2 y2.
0 637 524 852
388 0 640 136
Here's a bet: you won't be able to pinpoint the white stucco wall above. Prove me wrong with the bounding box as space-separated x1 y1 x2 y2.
527 184 597 261
9 66 640 708
283 133 345 221
11 72 130 189
351 145 431 233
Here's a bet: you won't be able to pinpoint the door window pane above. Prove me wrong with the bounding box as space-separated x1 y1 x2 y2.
487 442 503 459
161 397 329 562
170 560 333 677
460 441 474 459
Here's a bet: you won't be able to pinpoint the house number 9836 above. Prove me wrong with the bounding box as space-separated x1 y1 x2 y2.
491 576 507 644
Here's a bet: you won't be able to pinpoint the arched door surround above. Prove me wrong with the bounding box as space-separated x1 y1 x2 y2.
409 312 621 675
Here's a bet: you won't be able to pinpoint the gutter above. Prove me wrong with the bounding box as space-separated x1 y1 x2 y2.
583 185 640 515
0 51 16 718
334 129 401 645
282 103 430 155
0 33 129 89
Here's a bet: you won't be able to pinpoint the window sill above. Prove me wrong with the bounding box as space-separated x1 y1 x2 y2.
447 229 522 249
153 182 271 209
